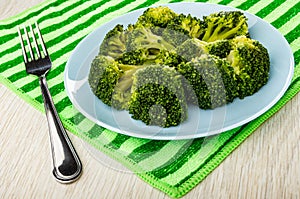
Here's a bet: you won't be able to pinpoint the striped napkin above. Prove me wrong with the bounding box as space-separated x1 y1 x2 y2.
1 0 299 197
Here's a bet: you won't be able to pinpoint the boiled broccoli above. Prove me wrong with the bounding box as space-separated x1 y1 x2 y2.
125 25 175 53
111 63 144 110
88 54 148 110
99 24 126 59
136 6 178 29
154 49 186 68
176 38 208 61
205 39 233 58
202 11 249 42
89 7 270 128
88 55 122 106
226 36 270 98
116 48 157 65
177 54 238 109
162 13 207 46
175 38 232 61
129 65 188 127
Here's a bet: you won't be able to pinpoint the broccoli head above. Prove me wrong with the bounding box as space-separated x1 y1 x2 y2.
202 11 249 42
88 55 122 106
125 26 175 53
226 36 270 98
177 54 238 109
111 63 145 110
161 13 206 46
176 38 208 61
154 49 187 68
136 6 178 28
116 48 157 65
129 65 188 127
176 38 233 61
99 24 126 59
205 39 233 58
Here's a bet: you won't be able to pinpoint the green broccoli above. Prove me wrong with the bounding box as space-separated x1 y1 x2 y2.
205 39 233 58
177 54 238 109
202 11 249 42
226 36 270 98
176 38 233 61
154 49 187 68
136 6 178 29
116 48 157 65
99 24 126 59
88 55 122 106
129 65 188 127
176 38 208 61
162 13 207 46
125 25 175 53
111 63 145 110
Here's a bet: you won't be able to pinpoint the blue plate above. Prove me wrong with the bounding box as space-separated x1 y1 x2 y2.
64 2 294 140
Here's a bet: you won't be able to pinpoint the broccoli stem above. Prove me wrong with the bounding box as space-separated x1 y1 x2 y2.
116 64 145 92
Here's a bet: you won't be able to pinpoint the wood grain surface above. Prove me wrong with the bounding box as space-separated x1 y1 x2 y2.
1 1 299 198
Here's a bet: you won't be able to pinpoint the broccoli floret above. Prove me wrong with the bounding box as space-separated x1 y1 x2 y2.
88 54 148 110
129 65 188 127
116 48 157 65
125 26 175 53
111 63 145 110
205 39 233 58
99 24 126 59
176 38 233 61
154 50 187 68
226 36 270 98
176 38 208 61
177 54 238 109
161 14 206 47
88 55 122 106
136 6 178 28
202 11 249 42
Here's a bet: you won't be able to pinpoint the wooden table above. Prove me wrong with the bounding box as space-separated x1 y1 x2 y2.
1 0 299 198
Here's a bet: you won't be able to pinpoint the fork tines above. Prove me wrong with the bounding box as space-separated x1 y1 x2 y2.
17 22 48 63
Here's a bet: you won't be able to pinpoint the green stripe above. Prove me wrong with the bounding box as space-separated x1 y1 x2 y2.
285 23 300 44
69 112 86 126
218 0 235 5
294 49 300 66
0 0 74 43
246 0 273 14
85 125 105 139
0 0 65 30
53 96 72 113
255 0 285 19
40 0 111 36
173 125 247 187
271 1 300 29
0 1 101 58
195 0 208 2
130 0 161 11
1 0 137 75
169 0 185 3
106 134 131 150
128 140 170 163
150 139 204 178
236 0 260 10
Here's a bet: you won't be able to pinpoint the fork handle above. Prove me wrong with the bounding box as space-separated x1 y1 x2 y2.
39 76 82 183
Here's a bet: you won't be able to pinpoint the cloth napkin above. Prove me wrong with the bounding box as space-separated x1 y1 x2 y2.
0 0 299 198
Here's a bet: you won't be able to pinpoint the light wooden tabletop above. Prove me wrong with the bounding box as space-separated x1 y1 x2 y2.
1 0 299 198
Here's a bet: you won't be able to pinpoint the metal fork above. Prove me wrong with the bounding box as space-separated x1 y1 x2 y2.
17 22 82 183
